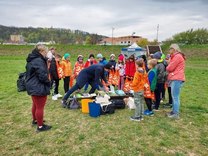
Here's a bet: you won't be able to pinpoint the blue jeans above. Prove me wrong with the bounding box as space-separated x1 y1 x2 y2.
170 80 184 114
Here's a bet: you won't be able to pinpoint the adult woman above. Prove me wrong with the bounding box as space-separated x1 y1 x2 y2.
25 44 51 132
166 44 186 119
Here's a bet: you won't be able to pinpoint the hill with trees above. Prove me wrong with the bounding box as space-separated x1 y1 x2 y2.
0 25 105 45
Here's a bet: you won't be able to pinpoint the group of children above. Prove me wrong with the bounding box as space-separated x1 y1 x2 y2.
47 47 172 122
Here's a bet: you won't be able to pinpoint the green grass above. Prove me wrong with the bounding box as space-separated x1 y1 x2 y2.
0 45 208 155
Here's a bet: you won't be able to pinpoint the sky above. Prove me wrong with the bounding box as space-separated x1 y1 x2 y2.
0 0 207 41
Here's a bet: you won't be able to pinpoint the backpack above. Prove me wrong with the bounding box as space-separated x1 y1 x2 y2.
17 72 26 92
67 97 81 109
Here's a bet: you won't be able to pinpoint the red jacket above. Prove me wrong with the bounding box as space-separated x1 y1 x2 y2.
84 60 97 68
166 52 185 81
125 60 136 78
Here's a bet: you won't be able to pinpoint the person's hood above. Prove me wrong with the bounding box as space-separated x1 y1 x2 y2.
26 48 45 62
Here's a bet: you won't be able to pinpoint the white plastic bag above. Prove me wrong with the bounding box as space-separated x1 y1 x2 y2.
127 97 136 109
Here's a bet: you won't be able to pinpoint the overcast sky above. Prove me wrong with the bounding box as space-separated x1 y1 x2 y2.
0 0 207 41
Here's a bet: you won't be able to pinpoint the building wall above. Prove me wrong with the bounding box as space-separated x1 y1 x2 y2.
100 36 143 45
10 35 24 43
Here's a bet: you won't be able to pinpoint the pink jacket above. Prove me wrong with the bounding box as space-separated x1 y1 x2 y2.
166 52 185 81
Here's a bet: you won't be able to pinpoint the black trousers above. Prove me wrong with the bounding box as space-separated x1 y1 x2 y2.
154 83 164 109
145 98 153 111
53 79 60 95
63 76 70 93
168 87 172 104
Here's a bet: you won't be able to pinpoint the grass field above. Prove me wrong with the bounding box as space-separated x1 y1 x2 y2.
0 44 208 155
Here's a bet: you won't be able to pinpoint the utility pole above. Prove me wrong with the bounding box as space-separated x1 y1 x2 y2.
112 27 115 45
156 24 159 43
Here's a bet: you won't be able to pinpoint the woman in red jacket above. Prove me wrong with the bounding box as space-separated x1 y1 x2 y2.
166 44 186 119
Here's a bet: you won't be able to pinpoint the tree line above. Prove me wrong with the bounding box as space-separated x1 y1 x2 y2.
0 25 104 45
136 28 208 48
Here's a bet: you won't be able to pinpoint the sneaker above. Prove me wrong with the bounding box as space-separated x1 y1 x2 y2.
61 99 67 108
56 93 63 98
144 109 149 114
37 124 52 132
144 110 154 116
52 95 58 100
167 113 179 119
163 103 172 108
32 120 45 125
130 116 143 122
166 111 174 116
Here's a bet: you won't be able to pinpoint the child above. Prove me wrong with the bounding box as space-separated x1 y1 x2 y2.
144 59 157 116
70 55 85 87
163 54 172 108
115 54 125 90
130 58 146 121
61 53 72 93
125 55 136 80
97 53 108 65
84 54 97 68
49 54 63 100
152 52 166 111
84 54 97 91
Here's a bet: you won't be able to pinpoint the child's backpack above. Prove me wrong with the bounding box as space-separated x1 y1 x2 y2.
17 72 26 92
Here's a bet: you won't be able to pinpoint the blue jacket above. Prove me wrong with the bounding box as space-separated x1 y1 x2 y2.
25 49 50 96
76 64 107 88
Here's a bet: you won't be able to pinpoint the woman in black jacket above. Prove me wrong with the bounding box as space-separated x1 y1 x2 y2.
25 44 51 132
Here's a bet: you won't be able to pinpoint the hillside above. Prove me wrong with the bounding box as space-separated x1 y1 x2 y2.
0 25 105 44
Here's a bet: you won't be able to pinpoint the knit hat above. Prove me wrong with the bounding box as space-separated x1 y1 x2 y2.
110 54 115 58
169 44 181 52
118 54 124 61
77 55 83 61
97 53 103 58
152 52 162 60
64 53 70 59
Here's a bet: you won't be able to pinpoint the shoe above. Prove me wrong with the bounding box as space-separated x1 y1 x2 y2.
144 110 154 116
56 93 63 98
144 109 149 114
167 113 179 119
52 95 58 100
61 99 67 108
166 111 174 116
130 116 143 122
37 124 52 132
163 103 172 108
32 120 45 125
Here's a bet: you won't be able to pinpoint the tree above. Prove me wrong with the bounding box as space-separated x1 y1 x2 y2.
137 38 149 47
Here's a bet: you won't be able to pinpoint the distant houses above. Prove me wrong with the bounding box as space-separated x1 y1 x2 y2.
100 35 145 45
2 35 26 45
3 34 55 45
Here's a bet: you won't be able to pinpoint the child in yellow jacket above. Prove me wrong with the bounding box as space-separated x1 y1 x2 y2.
61 53 72 93
130 58 146 121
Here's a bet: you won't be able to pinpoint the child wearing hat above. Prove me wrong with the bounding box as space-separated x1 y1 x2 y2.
61 53 72 93
115 54 125 90
97 53 108 65
70 55 85 87
152 51 167 111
